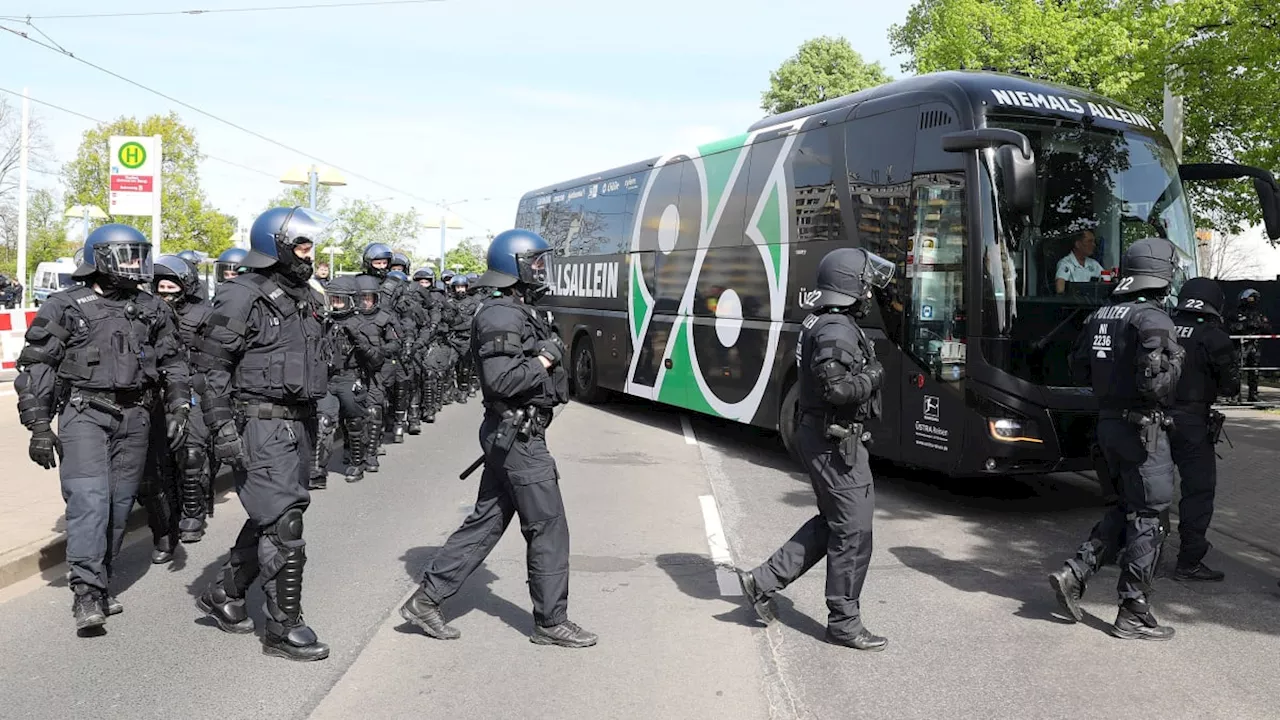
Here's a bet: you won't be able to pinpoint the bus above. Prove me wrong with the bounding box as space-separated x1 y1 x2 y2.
514 70 1280 477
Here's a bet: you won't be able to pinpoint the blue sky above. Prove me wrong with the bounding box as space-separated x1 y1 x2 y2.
1 0 915 258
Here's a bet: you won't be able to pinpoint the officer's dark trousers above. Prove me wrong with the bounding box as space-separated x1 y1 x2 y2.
138 404 179 546
1171 410 1216 568
751 417 874 637
57 402 151 594
420 412 570 627
1068 417 1174 602
1243 343 1261 398
221 412 313 608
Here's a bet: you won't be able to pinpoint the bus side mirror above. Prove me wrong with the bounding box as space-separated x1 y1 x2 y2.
942 129 1036 214
1252 177 1280 241
1179 163 1280 241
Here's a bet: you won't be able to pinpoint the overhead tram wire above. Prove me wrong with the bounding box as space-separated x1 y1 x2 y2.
0 23 453 213
0 0 445 22
0 85 280 180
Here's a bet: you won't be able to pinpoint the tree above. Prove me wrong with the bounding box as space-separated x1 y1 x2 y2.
24 188 78 278
444 237 488 275
328 199 423 272
61 112 236 257
889 0 1280 239
1197 228 1262 280
761 36 893 115
0 97 54 278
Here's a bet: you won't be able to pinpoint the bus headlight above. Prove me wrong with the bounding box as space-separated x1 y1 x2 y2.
988 418 1044 444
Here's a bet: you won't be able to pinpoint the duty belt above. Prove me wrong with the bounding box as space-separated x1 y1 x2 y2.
69 387 155 416
235 399 314 420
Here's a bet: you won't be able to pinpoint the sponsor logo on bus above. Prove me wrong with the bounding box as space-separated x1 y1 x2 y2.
989 89 1157 130
553 261 620 299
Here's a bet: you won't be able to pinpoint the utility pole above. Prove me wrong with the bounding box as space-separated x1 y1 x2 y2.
151 134 163 256
1162 0 1184 162
17 88 29 306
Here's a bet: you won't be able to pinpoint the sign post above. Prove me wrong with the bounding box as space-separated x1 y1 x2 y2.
108 135 161 254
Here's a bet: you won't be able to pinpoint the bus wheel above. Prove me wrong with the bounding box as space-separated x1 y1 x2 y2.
572 335 607 405
779 381 801 462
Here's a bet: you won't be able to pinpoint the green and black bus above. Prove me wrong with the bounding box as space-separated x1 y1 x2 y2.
514 70 1280 477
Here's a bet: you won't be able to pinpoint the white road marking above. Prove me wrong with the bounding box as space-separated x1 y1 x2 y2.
699 494 740 596
680 415 697 445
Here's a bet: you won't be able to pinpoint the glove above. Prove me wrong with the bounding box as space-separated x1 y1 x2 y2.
536 339 563 368
212 421 246 470
29 423 62 470
861 361 885 391
166 405 190 453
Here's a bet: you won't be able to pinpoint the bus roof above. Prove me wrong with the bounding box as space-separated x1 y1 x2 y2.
518 70 1162 202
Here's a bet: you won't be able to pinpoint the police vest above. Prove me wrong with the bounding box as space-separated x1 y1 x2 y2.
55 286 161 392
796 311 881 421
226 273 328 404
472 298 568 410
1077 299 1179 411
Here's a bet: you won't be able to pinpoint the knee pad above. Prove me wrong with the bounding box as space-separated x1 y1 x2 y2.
274 507 305 543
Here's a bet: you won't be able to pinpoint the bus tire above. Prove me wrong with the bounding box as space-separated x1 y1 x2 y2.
571 334 607 405
779 380 801 462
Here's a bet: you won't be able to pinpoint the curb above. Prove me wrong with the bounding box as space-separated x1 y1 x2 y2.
0 470 237 593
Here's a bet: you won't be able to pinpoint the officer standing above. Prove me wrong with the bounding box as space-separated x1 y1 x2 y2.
214 247 248 286
1049 237 1185 640
399 229 595 648
194 207 331 662
355 273 400 470
412 268 444 424
322 276 384 483
734 248 893 651
15 225 189 632
449 274 480 402
176 249 210 302
1229 289 1271 402
1169 278 1240 581
385 269 417 441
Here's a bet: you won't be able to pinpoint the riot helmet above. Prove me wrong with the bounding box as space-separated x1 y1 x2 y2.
215 247 248 282
814 247 894 310
1240 288 1261 305
450 274 470 294
390 252 410 275
153 255 192 306
1114 237 1177 296
354 275 382 315
1175 277 1225 318
71 224 153 287
412 267 436 288
440 269 455 285
325 275 360 318
176 249 201 270
362 243 393 278
157 254 202 301
477 229 553 299
386 269 409 285
247 206 332 285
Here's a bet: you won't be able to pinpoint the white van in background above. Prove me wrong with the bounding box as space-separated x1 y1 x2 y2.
31 258 80 306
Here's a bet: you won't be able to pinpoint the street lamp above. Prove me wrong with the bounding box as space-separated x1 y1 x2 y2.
424 208 466 275
279 164 347 210
63 204 109 242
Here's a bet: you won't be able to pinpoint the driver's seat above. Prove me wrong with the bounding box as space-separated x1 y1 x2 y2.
1039 234 1074 293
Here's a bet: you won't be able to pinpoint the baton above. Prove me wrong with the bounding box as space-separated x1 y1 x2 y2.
459 454 485 480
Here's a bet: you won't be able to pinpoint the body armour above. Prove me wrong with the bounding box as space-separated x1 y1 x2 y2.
1070 298 1185 411
796 311 881 422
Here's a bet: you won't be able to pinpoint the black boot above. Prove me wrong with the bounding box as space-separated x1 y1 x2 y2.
825 627 888 651
399 587 461 639
310 416 333 490
408 399 422 435
530 620 597 648
1048 564 1086 622
151 534 176 564
364 408 381 472
73 590 106 632
392 410 407 443
263 613 330 662
178 468 208 544
1174 562 1225 582
261 530 329 662
102 594 124 616
197 580 255 634
735 568 776 625
344 417 366 483
1110 599 1175 640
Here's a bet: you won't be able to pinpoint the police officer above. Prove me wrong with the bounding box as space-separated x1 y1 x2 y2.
355 273 399 470
449 274 480 402
412 268 444 423
150 255 216 545
399 229 595 648
214 247 248 286
385 269 417 440
15 225 189 632
1168 278 1240 582
176 249 210 301
323 276 384 483
1050 237 1185 640
1229 289 1271 402
194 207 331 662
733 248 892 651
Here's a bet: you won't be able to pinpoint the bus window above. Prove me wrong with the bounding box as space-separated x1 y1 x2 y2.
788 125 843 244
577 181 627 256
905 174 967 383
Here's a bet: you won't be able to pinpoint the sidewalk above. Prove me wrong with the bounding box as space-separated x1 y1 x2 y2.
1194 401 1280 558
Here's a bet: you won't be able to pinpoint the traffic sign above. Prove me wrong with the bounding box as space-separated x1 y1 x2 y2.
108 135 159 217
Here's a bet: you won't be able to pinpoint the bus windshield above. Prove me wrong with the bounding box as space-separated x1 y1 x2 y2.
979 118 1197 388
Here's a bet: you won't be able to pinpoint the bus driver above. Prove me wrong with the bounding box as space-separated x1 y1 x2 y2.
1055 229 1104 294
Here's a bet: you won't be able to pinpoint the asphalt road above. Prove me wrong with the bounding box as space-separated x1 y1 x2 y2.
2 394 1280 720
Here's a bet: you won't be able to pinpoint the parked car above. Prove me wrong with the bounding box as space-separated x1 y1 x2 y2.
32 258 79 306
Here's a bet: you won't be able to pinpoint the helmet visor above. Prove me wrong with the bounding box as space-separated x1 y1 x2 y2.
862 250 895 290
95 242 153 282
357 290 379 314
517 248 553 289
327 291 354 314
281 208 335 249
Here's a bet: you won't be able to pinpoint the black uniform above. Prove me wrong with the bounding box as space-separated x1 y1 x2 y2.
416 294 573 627
195 270 328 651
363 297 401 468
423 289 459 416
747 309 882 641
1064 297 1184 603
1171 296 1239 573
1229 302 1271 401
450 290 482 399
15 285 189 602
327 296 384 481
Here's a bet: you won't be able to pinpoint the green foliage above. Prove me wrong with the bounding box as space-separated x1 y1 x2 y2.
4 188 77 286
327 199 423 272
263 184 334 214
762 36 893 115
889 0 1280 236
444 237 488 275
61 112 237 256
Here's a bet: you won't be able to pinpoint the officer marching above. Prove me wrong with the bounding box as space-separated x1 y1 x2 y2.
194 207 332 661
1050 237 1185 640
399 229 596 648
15 225 190 633
735 247 894 651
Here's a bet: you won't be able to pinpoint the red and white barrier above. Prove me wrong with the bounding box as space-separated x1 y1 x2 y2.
0 309 38 370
